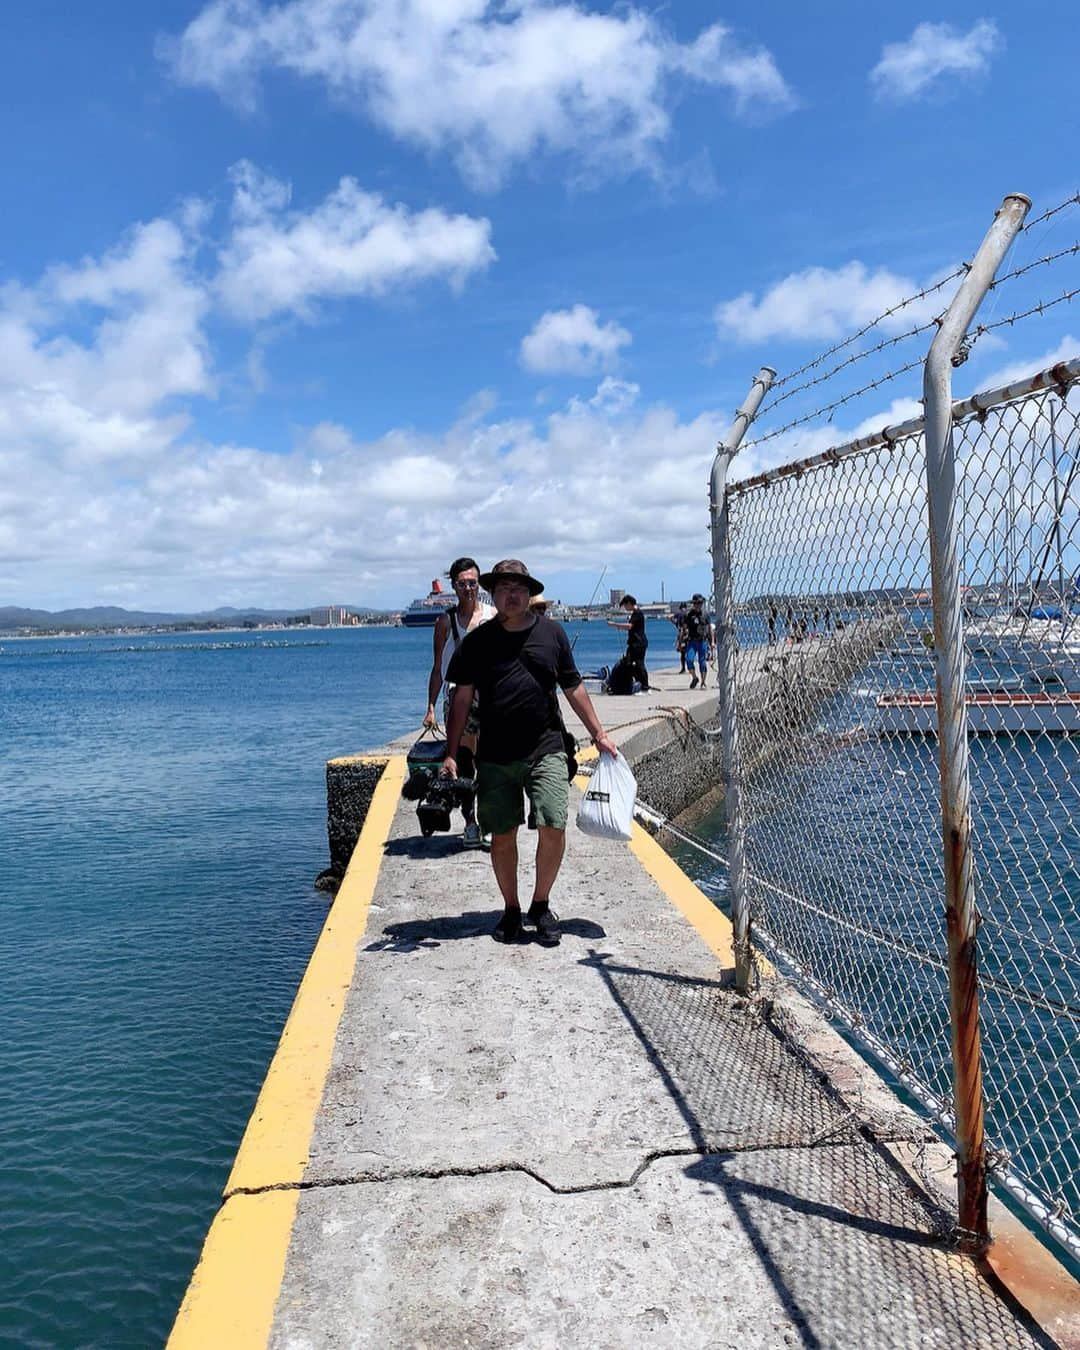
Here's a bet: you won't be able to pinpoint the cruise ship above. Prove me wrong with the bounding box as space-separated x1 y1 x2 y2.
401 580 458 627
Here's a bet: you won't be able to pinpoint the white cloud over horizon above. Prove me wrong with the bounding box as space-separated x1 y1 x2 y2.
0 178 731 610
0 165 507 609
0 379 730 610
162 0 796 189
870 20 1002 103
520 305 631 375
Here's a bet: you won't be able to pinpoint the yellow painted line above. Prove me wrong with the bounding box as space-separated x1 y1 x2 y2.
327 752 391 767
167 754 406 1348
574 745 769 976
629 821 736 970
168 1192 298 1350
573 749 735 969
226 754 405 1193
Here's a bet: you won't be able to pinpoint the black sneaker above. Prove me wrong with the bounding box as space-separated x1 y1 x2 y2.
525 903 561 946
493 908 523 943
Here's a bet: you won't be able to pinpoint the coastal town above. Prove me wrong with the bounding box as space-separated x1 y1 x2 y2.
0 587 679 637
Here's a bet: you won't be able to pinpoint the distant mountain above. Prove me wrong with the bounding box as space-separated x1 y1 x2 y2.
0 604 388 631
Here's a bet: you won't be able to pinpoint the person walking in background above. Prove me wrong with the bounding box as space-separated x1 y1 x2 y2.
671 602 689 673
684 593 713 689
607 594 649 692
767 604 778 646
442 560 617 945
423 556 496 849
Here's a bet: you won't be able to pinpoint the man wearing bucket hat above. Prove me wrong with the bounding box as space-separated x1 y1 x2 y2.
443 560 618 945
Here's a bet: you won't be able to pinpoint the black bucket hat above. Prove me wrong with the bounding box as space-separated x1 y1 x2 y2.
479 558 545 596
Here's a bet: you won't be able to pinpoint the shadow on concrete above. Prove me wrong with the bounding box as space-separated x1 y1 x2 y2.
580 949 1051 1349
364 912 490 950
365 913 606 953
382 835 467 860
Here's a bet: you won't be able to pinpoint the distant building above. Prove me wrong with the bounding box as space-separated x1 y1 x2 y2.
310 605 352 626
609 587 625 606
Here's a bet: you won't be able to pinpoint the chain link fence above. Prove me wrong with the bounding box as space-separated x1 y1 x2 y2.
722 363 1080 1259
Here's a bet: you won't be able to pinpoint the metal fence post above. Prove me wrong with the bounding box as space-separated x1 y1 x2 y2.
710 366 776 993
923 192 1030 1245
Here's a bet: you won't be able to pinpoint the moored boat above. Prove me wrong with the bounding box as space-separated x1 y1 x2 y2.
877 687 1080 734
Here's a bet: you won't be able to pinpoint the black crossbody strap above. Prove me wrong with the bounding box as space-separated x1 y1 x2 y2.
516 644 578 779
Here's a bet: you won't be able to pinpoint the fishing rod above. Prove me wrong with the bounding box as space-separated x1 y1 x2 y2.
570 564 608 651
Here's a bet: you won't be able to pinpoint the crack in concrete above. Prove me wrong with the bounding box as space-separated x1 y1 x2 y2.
223 1124 934 1203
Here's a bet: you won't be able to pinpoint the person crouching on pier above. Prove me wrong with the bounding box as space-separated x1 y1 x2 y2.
441 559 618 945
423 556 496 849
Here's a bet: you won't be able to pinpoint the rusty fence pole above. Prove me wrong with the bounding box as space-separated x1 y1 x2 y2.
923 192 1031 1246
710 366 776 994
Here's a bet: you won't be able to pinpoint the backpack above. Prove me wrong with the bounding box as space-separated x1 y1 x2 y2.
606 658 634 696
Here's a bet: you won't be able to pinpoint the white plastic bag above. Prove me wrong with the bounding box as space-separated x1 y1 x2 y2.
576 751 637 841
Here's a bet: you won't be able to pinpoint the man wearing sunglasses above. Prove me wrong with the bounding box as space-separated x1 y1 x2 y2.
443 559 617 945
423 556 496 848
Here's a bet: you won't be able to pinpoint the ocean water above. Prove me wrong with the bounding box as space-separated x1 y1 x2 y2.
0 620 673 1348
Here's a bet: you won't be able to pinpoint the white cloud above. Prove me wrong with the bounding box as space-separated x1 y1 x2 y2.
870 20 1002 102
0 164 501 607
715 261 959 344
218 161 495 321
162 1 795 188
586 376 640 416
520 305 631 375
976 336 1080 391
1 356 728 608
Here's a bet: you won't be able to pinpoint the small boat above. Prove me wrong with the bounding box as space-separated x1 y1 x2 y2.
401 580 459 628
877 687 1080 734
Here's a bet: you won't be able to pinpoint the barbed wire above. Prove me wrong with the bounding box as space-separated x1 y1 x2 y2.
988 240 1080 291
768 265 968 393
744 196 1079 446
744 355 924 451
761 242 1080 420
966 283 1080 354
760 316 940 416
1019 191 1080 233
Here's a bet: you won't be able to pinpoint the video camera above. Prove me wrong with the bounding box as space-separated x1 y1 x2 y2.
402 767 476 837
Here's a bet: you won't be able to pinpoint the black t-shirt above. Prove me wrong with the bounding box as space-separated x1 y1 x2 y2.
685 609 710 642
446 616 582 763
627 607 647 654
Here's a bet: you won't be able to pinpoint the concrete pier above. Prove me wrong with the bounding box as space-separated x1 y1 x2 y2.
169 666 1079 1347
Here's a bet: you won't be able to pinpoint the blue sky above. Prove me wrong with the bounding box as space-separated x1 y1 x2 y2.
2 1 1078 610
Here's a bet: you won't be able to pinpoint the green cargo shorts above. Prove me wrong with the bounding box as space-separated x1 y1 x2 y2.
476 753 569 836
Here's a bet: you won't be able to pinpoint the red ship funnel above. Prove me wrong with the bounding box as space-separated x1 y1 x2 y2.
431 579 443 593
